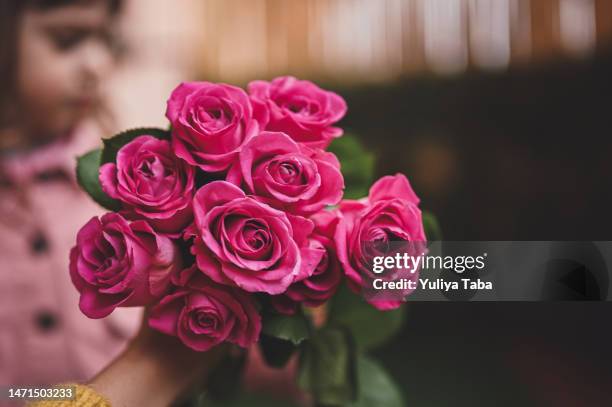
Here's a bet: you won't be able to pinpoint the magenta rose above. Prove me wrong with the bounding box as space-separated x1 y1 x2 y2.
271 210 343 315
190 181 324 295
166 82 268 172
69 213 182 319
149 266 261 351
334 174 426 310
226 131 344 215
248 76 347 148
99 135 195 235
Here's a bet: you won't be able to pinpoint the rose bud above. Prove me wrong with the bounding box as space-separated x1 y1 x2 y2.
248 76 347 148
99 135 195 236
190 181 324 295
271 210 343 315
149 266 261 352
226 131 344 216
69 213 182 319
166 82 268 173
334 174 426 310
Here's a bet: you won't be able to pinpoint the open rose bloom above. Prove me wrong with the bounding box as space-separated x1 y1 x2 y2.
70 76 430 355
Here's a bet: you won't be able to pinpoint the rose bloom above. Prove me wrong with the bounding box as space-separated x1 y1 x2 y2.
149 266 261 351
227 131 344 215
99 135 195 235
69 213 182 319
271 210 343 315
190 181 324 295
334 174 426 310
248 76 347 148
166 82 268 172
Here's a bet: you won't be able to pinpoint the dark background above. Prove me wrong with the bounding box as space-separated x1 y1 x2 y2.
338 48 612 406
341 49 612 242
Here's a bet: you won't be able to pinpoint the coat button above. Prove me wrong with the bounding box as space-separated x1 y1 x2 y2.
30 230 50 255
35 310 59 332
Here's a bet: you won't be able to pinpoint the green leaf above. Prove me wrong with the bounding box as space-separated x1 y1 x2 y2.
297 342 314 392
422 210 442 241
76 149 121 211
298 327 357 406
327 283 405 351
349 355 404 407
262 312 310 345
101 127 170 164
328 134 375 199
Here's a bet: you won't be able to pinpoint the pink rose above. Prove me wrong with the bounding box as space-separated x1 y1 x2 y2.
271 210 343 314
226 132 344 215
248 76 347 148
334 174 426 310
149 266 261 351
69 213 181 318
99 135 195 235
190 181 324 295
166 82 267 172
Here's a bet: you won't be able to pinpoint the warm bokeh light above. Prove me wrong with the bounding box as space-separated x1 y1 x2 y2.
174 0 611 84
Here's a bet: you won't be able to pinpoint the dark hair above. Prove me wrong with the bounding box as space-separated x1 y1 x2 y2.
0 0 122 127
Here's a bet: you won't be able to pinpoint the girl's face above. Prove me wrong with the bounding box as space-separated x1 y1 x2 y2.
17 1 116 140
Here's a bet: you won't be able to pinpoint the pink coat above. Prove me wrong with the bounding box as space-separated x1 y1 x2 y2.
0 132 141 389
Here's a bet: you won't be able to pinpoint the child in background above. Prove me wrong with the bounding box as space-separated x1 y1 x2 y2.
0 3 304 404
0 0 142 387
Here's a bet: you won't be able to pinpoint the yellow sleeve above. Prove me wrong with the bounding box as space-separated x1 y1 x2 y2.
27 384 111 407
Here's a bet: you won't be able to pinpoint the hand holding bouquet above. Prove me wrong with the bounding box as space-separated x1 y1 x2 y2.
71 76 438 406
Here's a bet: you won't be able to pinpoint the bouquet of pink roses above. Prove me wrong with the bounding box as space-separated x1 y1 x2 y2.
70 76 439 406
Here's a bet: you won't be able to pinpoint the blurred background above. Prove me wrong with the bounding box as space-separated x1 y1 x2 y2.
106 1 612 406
112 0 612 240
